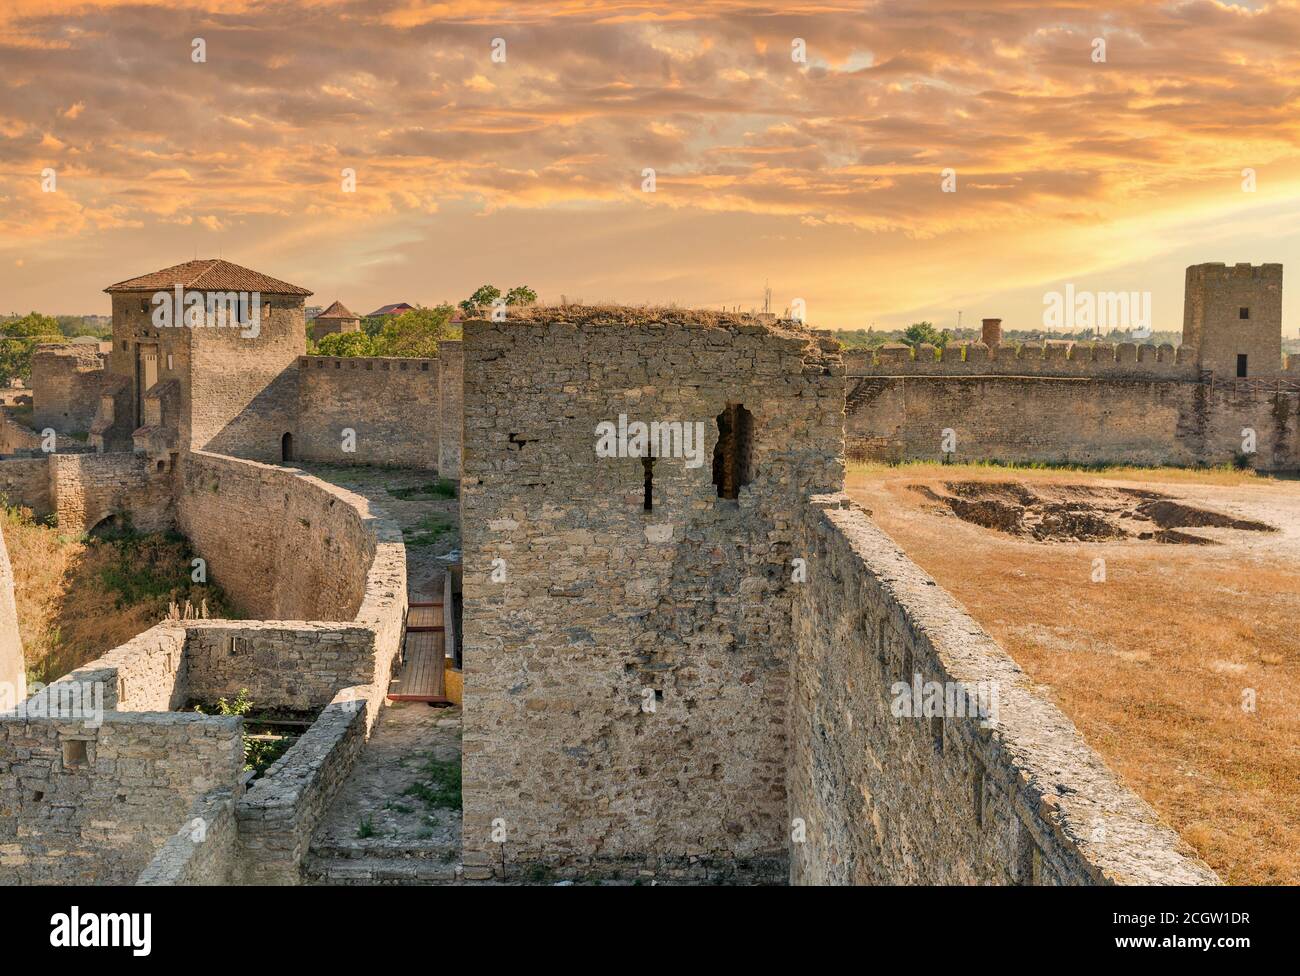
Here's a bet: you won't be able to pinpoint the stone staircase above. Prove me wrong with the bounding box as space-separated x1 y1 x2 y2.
304 838 462 885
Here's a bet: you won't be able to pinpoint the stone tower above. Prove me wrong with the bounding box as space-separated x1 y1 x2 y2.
309 300 362 342
1183 263 1283 379
100 259 312 462
981 318 1002 348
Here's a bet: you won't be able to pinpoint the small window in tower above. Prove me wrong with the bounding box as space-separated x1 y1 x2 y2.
642 456 655 511
1239 307 1250 320
712 403 755 500
62 739 88 769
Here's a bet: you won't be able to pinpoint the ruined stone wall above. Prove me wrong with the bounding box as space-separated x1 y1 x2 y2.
0 518 23 707
0 412 42 456
49 452 175 534
30 345 105 436
0 457 51 516
0 709 243 884
461 311 843 881
236 688 370 884
182 621 386 711
54 623 189 712
847 375 1300 470
789 495 1219 885
136 787 237 885
175 451 377 620
295 355 440 469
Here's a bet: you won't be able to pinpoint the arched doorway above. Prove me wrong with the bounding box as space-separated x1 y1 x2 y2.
281 432 294 463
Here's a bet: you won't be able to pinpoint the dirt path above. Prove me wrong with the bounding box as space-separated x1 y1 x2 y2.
846 462 1300 885
301 464 464 884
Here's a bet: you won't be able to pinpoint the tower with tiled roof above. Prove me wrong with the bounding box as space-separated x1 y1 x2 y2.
98 259 312 461
309 300 362 341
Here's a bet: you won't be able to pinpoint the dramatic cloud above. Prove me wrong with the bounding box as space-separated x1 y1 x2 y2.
2 0 1299 328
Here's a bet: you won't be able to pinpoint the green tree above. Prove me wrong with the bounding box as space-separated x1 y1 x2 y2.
505 285 537 306
316 331 377 357
900 321 951 348
459 285 502 315
1 312 66 385
374 304 458 358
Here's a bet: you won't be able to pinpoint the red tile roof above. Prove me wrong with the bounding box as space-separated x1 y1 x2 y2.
104 259 312 296
366 302 414 317
313 300 359 320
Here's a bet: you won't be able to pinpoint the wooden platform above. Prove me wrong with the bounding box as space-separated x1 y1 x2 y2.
388 602 448 703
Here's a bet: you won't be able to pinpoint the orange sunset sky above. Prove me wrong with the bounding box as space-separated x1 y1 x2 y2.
2 0 1300 332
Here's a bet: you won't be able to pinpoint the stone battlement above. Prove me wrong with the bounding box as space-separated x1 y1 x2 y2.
847 340 1199 379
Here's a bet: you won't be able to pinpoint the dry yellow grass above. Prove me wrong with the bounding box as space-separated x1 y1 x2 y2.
847 463 1300 885
3 506 230 684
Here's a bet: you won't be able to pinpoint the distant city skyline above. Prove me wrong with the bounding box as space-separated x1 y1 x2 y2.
2 1 1300 332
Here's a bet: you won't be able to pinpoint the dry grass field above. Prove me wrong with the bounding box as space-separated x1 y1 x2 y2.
2 504 231 685
847 462 1300 885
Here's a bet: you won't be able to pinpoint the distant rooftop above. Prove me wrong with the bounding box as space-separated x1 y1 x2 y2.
313 300 358 320
104 259 312 296
367 302 415 317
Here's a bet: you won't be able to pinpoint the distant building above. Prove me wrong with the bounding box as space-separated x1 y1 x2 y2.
309 300 361 341
367 302 414 318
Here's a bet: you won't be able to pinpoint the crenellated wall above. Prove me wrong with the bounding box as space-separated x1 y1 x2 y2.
848 339 1198 379
788 495 1219 885
847 374 1300 470
295 355 440 469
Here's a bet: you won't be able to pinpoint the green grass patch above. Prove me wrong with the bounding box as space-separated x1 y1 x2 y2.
402 515 454 547
390 478 457 500
403 755 461 810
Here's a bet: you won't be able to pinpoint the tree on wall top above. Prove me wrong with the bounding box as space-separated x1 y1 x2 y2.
458 284 536 315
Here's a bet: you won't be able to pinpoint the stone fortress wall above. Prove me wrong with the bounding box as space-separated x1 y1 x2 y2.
458 307 1215 885
789 496 1215 884
846 263 1300 470
295 354 443 470
0 450 406 885
0 519 24 707
30 344 106 437
2 257 1263 886
460 310 844 882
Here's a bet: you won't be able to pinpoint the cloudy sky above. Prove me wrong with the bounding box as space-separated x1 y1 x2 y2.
2 0 1299 332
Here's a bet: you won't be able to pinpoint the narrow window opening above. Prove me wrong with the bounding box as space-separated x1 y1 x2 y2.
712 403 754 500
642 456 655 511
281 431 294 462
62 739 88 769
1237 354 1248 378
1239 307 1250 320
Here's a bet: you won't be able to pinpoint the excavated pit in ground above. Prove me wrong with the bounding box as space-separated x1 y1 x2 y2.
909 481 1276 544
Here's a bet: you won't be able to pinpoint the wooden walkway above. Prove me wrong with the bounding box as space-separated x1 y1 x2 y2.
388 601 448 703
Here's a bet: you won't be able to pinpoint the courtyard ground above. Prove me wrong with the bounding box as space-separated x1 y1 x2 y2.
846 462 1300 885
298 464 464 884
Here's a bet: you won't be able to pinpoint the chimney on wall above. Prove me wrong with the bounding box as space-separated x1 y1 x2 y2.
981 318 1002 347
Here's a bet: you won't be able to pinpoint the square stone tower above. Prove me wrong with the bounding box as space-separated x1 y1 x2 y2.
102 259 311 462
459 307 844 881
1183 263 1283 379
